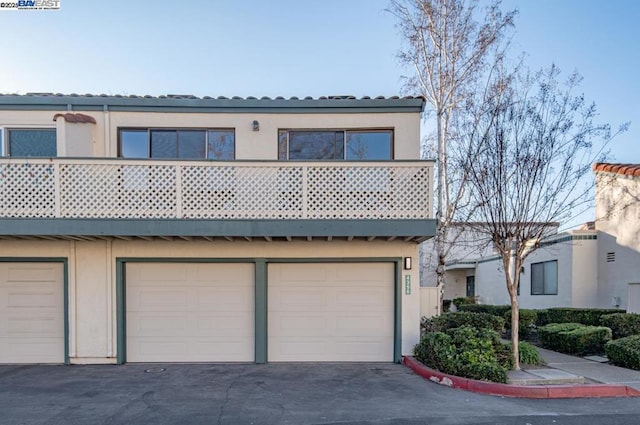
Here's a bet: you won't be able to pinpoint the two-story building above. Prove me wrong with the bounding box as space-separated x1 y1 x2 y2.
0 93 434 365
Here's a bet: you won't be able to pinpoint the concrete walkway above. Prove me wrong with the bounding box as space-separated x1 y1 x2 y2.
526 347 640 391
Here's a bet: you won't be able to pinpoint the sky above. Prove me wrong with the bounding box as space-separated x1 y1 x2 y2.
0 0 638 223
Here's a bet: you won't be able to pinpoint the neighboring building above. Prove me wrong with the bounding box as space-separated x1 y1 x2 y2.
594 163 640 313
0 93 435 364
420 163 640 313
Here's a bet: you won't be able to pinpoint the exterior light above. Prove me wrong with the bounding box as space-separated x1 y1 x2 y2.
403 257 412 270
252 120 260 131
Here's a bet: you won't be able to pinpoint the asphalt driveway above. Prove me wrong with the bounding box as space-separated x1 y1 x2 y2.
2 362 640 425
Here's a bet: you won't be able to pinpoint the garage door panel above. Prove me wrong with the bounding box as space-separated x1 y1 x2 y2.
271 289 327 310
131 338 253 362
0 263 64 364
126 263 254 362
130 289 188 310
268 263 394 362
7 290 59 308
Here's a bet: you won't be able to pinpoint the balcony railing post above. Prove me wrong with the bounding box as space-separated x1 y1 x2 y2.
302 165 308 219
53 162 61 218
175 164 183 219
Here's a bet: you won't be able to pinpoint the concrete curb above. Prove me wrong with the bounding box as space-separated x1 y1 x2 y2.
402 356 640 399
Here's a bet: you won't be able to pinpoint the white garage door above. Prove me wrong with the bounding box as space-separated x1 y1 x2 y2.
268 262 394 362
126 262 254 362
0 262 64 364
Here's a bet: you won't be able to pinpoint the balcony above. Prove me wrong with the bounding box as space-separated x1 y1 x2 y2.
0 158 435 241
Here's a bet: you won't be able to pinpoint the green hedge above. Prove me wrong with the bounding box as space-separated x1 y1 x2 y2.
458 304 511 317
504 309 538 340
600 313 640 339
538 323 612 356
537 308 622 326
414 325 509 383
421 311 505 335
452 296 476 309
605 335 640 370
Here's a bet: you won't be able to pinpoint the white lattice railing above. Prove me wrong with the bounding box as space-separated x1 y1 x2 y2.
0 159 432 220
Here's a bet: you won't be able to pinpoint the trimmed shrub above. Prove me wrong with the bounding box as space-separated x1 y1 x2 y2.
541 308 622 326
458 304 511 318
605 335 640 371
452 296 476 309
421 311 505 336
500 341 541 366
538 322 612 356
504 309 538 340
600 313 640 339
414 325 508 383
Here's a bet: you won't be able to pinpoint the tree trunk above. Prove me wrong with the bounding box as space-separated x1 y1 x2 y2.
510 289 520 371
435 110 447 306
507 253 521 371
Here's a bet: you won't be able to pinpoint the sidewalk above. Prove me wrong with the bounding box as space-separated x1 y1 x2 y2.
514 346 640 391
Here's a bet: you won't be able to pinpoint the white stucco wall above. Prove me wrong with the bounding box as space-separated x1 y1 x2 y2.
0 239 421 363
595 172 640 311
471 233 598 309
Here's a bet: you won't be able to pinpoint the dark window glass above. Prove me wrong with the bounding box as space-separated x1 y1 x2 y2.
120 130 148 158
288 131 344 160
151 130 178 158
531 260 558 295
178 130 206 159
207 130 235 160
346 131 392 160
9 129 56 157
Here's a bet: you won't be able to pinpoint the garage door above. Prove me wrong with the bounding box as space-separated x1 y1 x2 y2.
126 262 254 362
0 262 64 364
268 262 394 362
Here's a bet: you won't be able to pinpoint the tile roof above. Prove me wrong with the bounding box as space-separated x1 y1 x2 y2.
0 93 425 113
1 93 424 101
53 113 97 124
593 163 640 177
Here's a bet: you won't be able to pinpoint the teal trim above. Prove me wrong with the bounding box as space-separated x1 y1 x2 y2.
0 218 436 240
0 95 426 113
254 259 267 364
116 260 125 364
0 257 69 365
394 260 402 364
63 261 69 365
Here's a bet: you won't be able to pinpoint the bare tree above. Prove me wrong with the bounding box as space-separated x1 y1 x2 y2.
389 0 516 300
463 65 628 369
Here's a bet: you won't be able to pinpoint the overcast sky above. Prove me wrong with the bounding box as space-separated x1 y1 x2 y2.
0 0 638 189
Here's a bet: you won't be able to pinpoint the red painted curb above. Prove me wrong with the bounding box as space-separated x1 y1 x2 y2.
402 356 640 399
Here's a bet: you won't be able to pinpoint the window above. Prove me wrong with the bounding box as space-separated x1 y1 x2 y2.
531 260 558 295
119 128 234 160
4 129 56 157
278 129 393 160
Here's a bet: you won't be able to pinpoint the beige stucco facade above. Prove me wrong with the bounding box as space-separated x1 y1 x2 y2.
0 239 421 364
0 109 421 160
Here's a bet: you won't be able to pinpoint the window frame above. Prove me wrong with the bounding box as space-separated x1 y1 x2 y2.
278 128 394 161
1 127 57 157
117 127 236 160
530 260 558 296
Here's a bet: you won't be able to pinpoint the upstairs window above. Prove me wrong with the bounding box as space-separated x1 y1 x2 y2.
531 260 558 295
278 129 393 160
4 128 57 157
119 128 235 160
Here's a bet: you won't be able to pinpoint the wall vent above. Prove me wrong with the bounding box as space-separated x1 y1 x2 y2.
606 252 616 262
